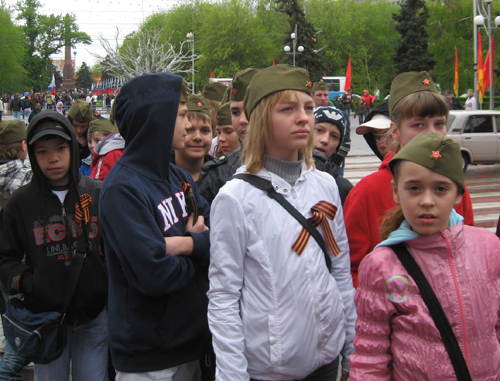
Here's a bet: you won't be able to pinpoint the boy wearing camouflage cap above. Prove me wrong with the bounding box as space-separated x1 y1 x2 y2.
197 68 260 204
312 81 332 107
171 94 214 182
89 119 124 181
67 100 94 167
0 120 32 208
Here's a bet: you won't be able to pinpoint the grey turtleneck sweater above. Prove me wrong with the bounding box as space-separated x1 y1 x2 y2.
264 154 303 187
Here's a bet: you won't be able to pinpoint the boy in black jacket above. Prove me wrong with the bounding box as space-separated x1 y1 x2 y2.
0 111 108 380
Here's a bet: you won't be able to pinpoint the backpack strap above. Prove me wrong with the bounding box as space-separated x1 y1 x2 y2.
233 174 332 272
390 243 472 381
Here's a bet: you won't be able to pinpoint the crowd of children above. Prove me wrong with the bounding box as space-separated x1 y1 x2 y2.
0 66 498 381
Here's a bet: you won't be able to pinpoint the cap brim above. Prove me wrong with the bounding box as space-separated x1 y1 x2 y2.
28 128 71 145
356 114 392 135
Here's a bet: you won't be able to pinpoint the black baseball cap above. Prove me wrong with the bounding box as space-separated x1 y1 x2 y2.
28 121 71 145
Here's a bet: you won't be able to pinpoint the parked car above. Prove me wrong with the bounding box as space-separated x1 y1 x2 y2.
447 110 500 171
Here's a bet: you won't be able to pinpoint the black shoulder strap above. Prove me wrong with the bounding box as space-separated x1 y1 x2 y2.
233 174 332 272
390 243 472 381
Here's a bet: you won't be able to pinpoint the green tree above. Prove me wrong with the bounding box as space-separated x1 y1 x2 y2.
392 0 436 74
305 0 397 95
15 0 91 91
140 0 286 90
427 0 488 94
75 62 92 89
276 0 324 81
0 3 26 93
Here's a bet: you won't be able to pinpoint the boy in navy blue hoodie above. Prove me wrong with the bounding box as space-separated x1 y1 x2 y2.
99 73 211 380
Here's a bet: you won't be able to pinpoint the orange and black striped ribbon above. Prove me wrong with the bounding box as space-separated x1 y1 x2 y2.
292 201 341 257
75 194 93 227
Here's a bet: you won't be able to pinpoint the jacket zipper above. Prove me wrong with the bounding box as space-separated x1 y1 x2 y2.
441 231 469 367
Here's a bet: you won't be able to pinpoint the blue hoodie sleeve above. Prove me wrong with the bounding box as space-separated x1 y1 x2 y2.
100 182 199 297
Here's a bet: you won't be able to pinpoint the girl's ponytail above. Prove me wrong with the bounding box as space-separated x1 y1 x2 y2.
381 204 405 241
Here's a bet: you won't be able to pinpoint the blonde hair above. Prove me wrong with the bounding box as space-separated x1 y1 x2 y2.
88 130 111 140
242 90 315 173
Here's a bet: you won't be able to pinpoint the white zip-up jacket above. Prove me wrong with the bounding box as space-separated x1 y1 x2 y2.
208 163 356 381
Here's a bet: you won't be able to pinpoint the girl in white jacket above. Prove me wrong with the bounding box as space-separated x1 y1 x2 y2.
208 64 356 381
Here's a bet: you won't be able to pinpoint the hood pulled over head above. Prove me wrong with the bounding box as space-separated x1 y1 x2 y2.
26 111 80 189
114 73 184 181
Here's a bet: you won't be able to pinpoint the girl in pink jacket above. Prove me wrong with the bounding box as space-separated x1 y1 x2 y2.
349 132 500 380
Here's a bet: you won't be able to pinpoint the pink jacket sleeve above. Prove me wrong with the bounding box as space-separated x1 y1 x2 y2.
349 250 396 381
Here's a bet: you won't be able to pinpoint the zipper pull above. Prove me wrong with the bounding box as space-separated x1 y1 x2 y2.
62 204 67 217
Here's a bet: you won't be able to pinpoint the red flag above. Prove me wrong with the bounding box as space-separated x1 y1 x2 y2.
484 36 495 90
210 70 213 78
454 48 459 96
273 57 276 66
324 72 326 77
478 31 484 103
344 55 352 91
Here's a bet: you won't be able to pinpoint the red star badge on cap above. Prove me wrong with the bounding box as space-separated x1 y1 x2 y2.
197 102 203 107
422 78 430 86
306 82 312 88
232 88 238 95
431 151 442 160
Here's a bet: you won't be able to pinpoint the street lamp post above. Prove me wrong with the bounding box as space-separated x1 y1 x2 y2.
284 25 304 66
474 0 500 110
186 32 195 94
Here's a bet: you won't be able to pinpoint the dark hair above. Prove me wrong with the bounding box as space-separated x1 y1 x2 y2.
0 142 23 160
381 159 464 239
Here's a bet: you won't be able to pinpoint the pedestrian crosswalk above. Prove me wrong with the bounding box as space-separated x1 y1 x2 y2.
344 155 500 233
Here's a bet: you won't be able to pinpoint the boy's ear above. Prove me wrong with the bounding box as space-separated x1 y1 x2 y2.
390 122 400 142
391 179 400 204
455 191 463 206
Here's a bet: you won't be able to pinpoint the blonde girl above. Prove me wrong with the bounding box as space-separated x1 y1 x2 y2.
208 65 356 381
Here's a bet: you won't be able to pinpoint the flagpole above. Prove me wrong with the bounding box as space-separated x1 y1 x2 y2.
488 3 494 110
474 0 478 103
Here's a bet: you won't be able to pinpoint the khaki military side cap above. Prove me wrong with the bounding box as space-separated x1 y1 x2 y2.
202 82 227 102
0 120 27 144
187 94 210 118
389 71 438 114
216 102 231 126
67 100 93 123
244 64 312 119
389 132 465 191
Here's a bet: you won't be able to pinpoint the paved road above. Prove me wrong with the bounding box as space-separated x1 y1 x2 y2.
343 154 500 233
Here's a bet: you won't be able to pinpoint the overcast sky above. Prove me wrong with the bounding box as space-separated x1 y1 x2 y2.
6 0 179 68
